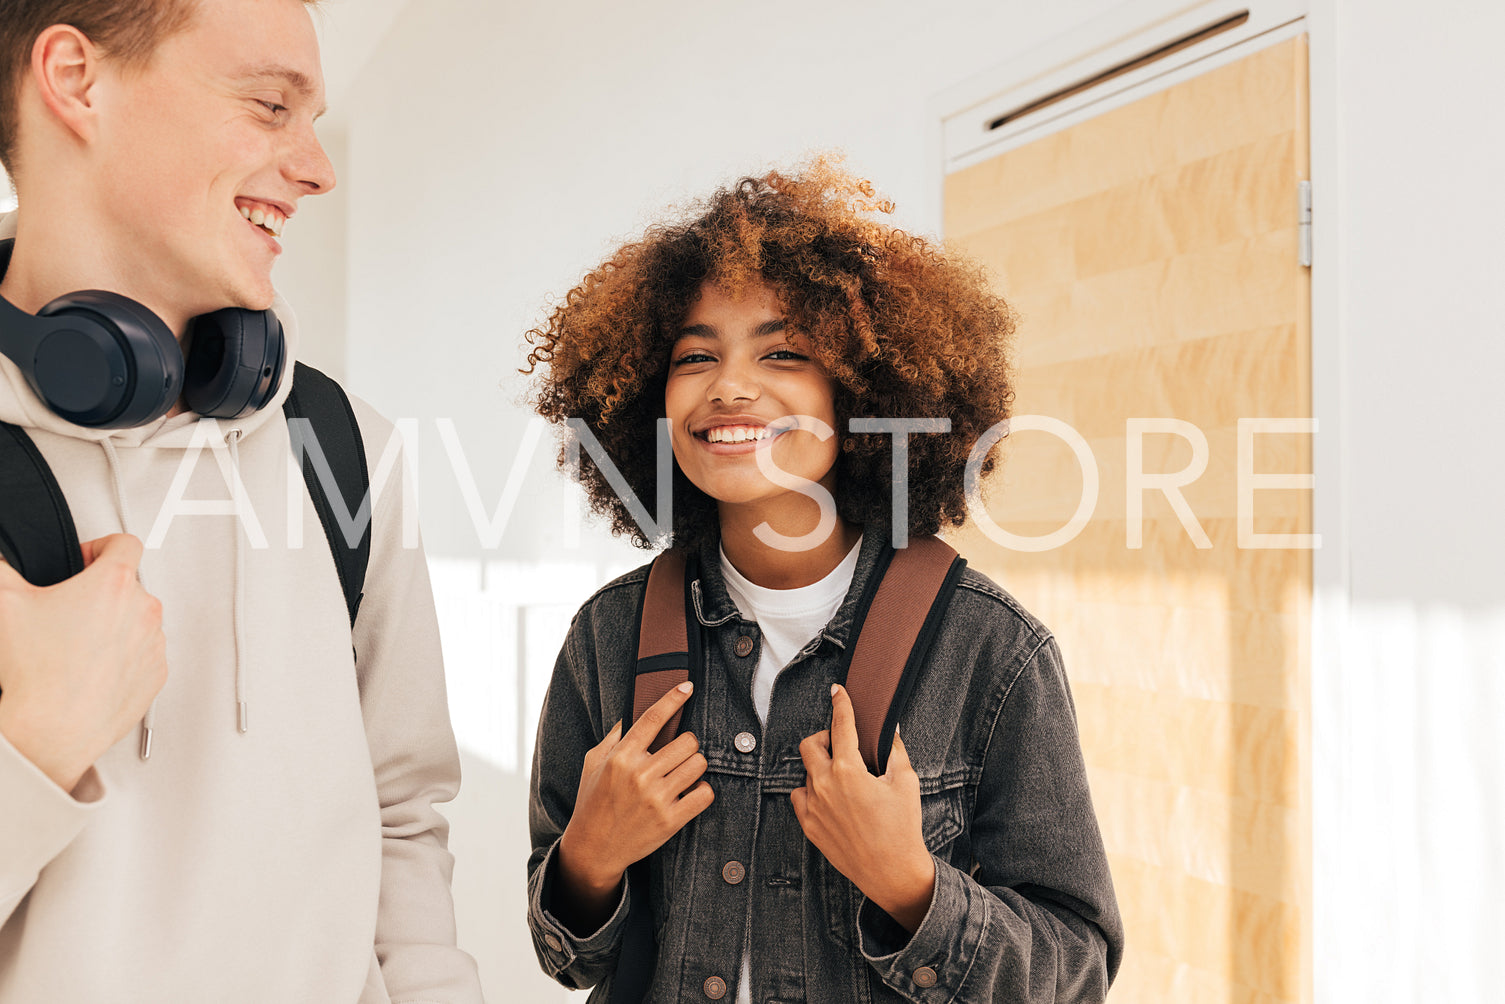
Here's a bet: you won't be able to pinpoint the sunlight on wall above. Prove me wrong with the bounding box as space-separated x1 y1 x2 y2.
430 555 640 774
430 554 636 1003
1318 599 1505 1004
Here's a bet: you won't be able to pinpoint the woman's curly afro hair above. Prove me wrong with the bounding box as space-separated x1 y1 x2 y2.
524 156 1017 551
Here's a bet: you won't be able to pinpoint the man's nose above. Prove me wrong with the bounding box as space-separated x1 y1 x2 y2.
286 122 337 195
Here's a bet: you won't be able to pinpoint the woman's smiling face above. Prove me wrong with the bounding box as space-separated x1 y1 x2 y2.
664 277 840 515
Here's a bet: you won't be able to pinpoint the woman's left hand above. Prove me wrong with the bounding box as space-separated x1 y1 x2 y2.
790 684 937 933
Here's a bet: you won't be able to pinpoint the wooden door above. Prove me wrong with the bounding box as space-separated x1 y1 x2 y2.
944 37 1312 1004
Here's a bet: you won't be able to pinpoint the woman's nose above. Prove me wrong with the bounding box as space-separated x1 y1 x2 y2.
708 360 759 404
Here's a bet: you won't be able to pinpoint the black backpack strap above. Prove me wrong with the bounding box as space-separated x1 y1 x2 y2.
837 535 967 774
282 362 370 627
0 421 84 587
609 857 655 1004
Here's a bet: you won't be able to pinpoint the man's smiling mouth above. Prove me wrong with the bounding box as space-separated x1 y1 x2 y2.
234 197 288 238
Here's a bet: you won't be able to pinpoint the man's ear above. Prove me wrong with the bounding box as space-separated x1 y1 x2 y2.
29 25 102 145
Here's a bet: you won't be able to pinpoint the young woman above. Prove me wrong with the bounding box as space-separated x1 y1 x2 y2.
523 159 1123 1003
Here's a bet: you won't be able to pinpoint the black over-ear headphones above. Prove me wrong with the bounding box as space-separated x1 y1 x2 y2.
0 239 285 428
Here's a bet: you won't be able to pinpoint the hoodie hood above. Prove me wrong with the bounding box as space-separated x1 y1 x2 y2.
0 210 301 450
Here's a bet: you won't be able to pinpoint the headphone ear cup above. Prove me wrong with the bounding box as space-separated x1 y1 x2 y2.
36 291 183 428
183 308 285 419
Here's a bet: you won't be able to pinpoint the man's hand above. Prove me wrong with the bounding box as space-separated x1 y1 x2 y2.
0 535 168 793
553 682 713 934
791 684 936 933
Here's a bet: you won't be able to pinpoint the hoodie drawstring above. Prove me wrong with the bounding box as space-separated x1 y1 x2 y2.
102 424 253 762
99 438 156 760
227 428 249 734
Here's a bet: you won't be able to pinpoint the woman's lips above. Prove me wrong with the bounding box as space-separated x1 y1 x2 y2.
696 437 764 455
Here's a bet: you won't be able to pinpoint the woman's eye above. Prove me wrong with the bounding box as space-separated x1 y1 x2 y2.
673 352 714 366
766 349 808 361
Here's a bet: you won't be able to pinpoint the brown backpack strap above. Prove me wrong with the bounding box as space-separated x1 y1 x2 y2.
615 549 693 1004
842 536 966 773
630 549 693 752
630 537 965 772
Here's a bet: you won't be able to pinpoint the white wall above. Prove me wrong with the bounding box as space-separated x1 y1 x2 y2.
1308 2 1505 1002
273 124 350 382
292 0 1505 1000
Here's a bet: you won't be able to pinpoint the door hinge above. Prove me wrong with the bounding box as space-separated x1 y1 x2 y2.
1298 180 1312 267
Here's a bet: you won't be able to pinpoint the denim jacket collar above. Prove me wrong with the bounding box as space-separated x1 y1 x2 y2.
687 528 892 652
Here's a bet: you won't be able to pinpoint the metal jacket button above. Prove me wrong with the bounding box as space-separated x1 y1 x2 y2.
722 860 745 885
703 975 727 999
734 635 755 657
734 731 757 753
913 966 938 987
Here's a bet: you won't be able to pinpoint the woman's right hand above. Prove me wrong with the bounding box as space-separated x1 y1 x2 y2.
553 682 713 932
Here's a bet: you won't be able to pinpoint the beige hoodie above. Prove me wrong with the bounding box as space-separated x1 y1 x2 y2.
0 212 481 1003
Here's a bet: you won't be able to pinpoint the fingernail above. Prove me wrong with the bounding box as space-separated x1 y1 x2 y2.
677 681 693 694
831 684 840 697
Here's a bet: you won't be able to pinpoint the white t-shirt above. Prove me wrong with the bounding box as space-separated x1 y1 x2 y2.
719 538 861 1004
720 538 862 725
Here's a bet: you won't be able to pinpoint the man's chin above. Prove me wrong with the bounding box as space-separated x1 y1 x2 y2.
181 272 276 318
221 277 278 315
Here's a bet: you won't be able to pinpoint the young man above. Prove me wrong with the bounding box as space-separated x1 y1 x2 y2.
0 2 482 1001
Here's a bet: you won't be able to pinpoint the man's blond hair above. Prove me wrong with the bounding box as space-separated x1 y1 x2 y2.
0 0 321 178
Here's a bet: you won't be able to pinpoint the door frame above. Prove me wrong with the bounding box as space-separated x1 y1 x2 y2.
927 3 1352 1000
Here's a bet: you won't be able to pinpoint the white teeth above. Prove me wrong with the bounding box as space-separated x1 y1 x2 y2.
239 203 288 237
707 425 771 444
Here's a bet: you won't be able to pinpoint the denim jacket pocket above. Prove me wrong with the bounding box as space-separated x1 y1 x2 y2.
920 784 967 853
817 784 968 950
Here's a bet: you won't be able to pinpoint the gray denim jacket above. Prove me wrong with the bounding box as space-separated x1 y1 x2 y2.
527 532 1124 1002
